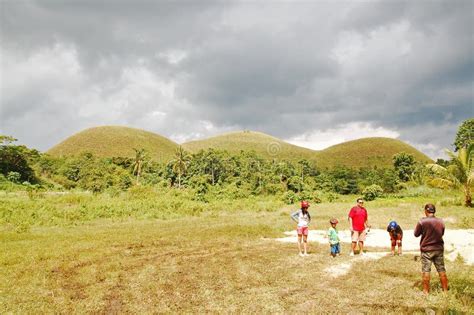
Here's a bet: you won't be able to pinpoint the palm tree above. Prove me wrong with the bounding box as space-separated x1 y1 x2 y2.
426 143 473 207
132 148 147 185
172 146 190 188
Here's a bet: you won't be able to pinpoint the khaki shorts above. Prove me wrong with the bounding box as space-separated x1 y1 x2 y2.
351 230 367 242
421 251 446 273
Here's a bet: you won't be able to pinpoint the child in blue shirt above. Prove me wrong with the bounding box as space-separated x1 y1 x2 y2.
328 218 341 257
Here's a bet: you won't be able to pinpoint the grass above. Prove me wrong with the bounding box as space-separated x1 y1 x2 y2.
47 127 432 169
183 131 432 168
0 187 283 231
314 137 433 169
182 130 317 161
1 191 473 313
47 126 178 162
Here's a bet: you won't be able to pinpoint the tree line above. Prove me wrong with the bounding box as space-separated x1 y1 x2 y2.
0 118 472 206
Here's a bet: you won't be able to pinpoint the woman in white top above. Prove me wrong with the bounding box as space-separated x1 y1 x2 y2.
291 201 311 256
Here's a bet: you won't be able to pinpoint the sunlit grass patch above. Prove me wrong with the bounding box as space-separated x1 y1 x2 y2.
1 196 473 313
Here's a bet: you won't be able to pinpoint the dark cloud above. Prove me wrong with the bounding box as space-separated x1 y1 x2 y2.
0 0 472 158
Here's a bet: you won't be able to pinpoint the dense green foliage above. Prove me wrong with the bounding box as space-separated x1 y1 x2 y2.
393 152 417 182
0 134 450 204
453 118 474 151
1 134 412 200
362 184 384 201
1 120 470 205
427 144 474 207
0 137 39 183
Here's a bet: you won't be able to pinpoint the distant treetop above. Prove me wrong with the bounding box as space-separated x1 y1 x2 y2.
454 118 474 151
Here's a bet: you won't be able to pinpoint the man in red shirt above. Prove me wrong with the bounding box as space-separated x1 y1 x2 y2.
414 203 448 294
348 198 370 256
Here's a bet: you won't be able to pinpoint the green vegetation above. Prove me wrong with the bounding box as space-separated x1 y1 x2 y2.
427 144 474 207
183 130 317 161
1 194 472 313
46 126 433 170
183 132 433 169
0 121 467 208
453 118 474 152
0 136 40 184
47 126 179 162
1 120 473 313
362 184 384 201
1 184 470 231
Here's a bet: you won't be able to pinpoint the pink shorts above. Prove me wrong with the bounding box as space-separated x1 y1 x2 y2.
297 226 309 236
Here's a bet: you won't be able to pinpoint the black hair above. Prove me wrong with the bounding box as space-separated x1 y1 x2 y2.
424 203 436 213
301 207 311 220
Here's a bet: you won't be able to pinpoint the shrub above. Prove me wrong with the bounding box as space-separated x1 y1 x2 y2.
282 190 297 205
324 192 339 203
362 184 383 201
7 171 21 183
298 190 322 204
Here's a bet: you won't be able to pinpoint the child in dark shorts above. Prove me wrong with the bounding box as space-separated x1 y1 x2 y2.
328 218 340 257
387 221 403 256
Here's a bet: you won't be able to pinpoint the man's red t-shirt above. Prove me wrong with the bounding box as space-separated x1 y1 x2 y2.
348 206 367 231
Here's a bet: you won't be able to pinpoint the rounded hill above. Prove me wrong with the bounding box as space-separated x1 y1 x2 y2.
314 137 433 169
47 126 178 161
182 130 317 161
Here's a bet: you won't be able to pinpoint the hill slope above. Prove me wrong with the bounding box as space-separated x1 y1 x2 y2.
183 132 432 168
182 130 317 161
49 127 433 168
314 137 433 169
47 126 178 161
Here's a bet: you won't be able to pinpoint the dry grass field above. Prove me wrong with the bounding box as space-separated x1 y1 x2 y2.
2 199 473 313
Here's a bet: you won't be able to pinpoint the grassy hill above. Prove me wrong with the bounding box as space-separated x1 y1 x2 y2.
182 130 317 161
47 126 178 162
183 132 432 168
314 137 433 169
48 127 433 168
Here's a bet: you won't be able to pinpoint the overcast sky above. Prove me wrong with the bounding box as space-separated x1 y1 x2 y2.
0 0 472 158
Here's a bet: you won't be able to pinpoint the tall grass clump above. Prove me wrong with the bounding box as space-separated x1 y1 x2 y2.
0 187 285 231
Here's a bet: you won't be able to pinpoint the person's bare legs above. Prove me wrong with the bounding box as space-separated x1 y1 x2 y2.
439 272 448 292
303 234 308 255
297 235 303 256
397 240 402 255
351 242 357 255
359 241 364 254
422 272 431 294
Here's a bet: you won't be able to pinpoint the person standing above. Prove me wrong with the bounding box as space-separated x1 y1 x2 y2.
414 203 448 294
328 218 341 257
348 198 370 256
291 201 311 257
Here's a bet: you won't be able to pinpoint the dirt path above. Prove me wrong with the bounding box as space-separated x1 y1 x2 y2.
275 229 474 265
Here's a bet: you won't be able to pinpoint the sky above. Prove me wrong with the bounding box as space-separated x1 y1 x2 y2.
0 0 472 159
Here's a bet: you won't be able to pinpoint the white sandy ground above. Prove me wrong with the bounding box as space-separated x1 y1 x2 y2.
275 229 474 265
274 229 474 277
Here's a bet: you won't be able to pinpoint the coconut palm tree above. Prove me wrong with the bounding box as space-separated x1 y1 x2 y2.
132 148 147 185
172 146 190 188
426 143 473 207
